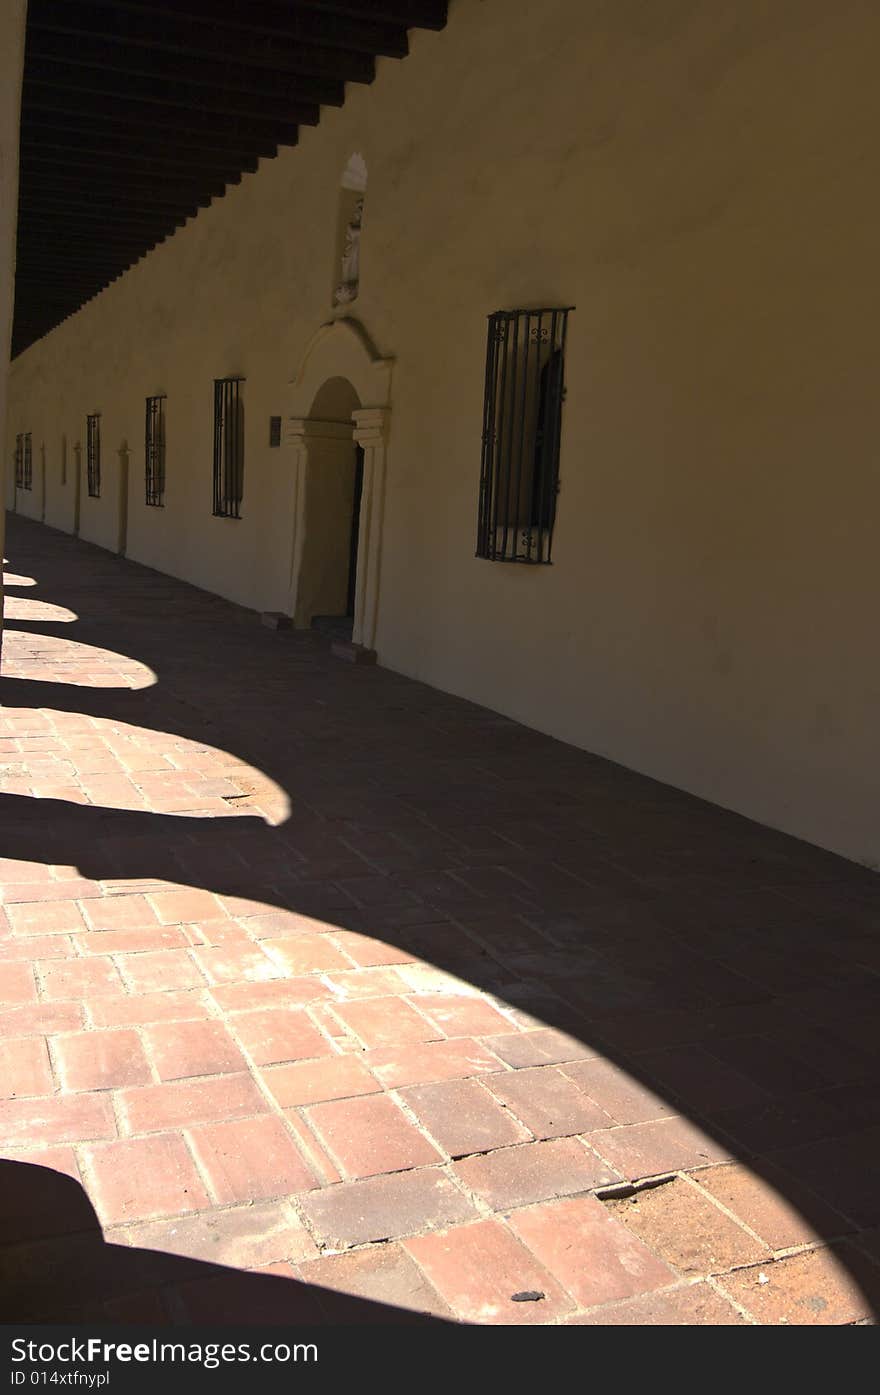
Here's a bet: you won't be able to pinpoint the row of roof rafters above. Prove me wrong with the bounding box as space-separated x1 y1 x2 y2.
13 0 448 357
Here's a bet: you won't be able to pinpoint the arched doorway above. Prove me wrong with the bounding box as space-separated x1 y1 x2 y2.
286 319 392 659
294 376 362 640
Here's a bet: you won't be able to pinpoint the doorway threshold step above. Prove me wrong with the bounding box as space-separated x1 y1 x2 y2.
331 640 377 665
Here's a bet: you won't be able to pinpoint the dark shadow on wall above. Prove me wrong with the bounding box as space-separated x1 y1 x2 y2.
0 1160 446 1323
2 515 880 1320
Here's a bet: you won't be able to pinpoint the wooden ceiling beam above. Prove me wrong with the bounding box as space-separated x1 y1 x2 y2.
22 145 259 180
21 119 275 167
64 0 410 58
25 61 321 127
27 32 346 108
28 0 376 85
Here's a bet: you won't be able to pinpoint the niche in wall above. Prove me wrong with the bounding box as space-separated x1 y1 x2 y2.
331 152 367 308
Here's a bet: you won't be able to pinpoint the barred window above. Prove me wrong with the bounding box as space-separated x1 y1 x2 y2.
213 377 244 519
86 413 101 497
145 395 166 506
476 307 572 564
14 433 31 490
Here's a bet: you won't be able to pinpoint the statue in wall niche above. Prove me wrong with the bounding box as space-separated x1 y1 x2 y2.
333 197 364 306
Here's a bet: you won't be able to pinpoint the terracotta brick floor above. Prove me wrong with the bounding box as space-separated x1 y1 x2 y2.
1 513 879 1325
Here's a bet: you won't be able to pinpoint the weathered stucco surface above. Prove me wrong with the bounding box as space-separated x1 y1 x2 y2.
6 0 880 866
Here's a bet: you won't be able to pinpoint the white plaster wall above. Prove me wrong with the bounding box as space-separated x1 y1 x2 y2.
6 0 880 867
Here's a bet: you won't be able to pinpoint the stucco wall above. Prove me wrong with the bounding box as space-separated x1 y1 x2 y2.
6 0 880 867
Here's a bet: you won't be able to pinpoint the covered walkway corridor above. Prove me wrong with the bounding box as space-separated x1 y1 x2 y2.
1 514 878 1324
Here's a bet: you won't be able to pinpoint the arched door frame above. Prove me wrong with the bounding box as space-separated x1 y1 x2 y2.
287 318 392 655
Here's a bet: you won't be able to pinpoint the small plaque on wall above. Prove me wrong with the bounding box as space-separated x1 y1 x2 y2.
269 416 282 448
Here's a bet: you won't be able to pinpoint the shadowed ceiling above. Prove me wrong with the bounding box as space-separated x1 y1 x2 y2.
12 0 447 357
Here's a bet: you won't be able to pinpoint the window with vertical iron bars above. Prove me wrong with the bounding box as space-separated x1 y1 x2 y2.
86 414 101 497
14 433 31 490
213 378 244 518
476 307 572 564
145 395 166 506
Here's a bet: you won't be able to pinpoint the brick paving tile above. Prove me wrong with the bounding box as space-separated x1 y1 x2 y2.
142 1020 246 1080
261 1055 380 1108
186 1114 317 1203
115 1199 318 1267
404 1218 574 1324
300 1168 477 1248
83 1134 211 1225
74 927 188 956
0 1094 116 1148
297 1244 453 1321
281 1110 342 1187
79 896 161 932
486 1027 597 1069
364 1038 506 1089
587 1117 732 1180
400 1078 531 1157
38 957 127 1001
120 1073 269 1134
0 1003 84 1037
692 1162 855 1250
264 936 354 976
561 1058 676 1126
1 1144 82 1186
4 880 100 905
567 1282 747 1324
328 930 414 967
171 1268 326 1325
0 934 74 960
763 1126 880 1230
606 1177 768 1275
230 1007 329 1066
53 1029 152 1091
88 989 209 1027
413 993 515 1038
324 967 412 999
330 995 439 1049
148 890 227 925
5 901 86 936
508 1195 675 1308
486 1065 613 1139
190 942 283 986
1 1037 54 1098
716 1246 879 1324
306 1094 442 1178
210 978 332 1012
0 961 37 1005
452 1137 620 1211
116 949 205 994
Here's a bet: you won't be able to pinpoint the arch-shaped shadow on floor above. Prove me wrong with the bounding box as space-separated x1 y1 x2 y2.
2 516 879 1322
0 1160 447 1323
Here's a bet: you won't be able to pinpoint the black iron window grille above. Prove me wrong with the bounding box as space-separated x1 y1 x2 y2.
86 413 101 497
213 377 244 518
476 306 572 564
269 416 282 448
145 395 166 507
14 433 31 490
